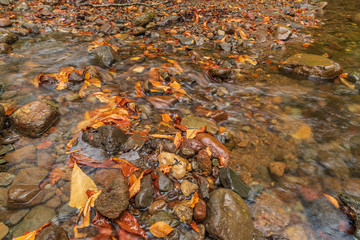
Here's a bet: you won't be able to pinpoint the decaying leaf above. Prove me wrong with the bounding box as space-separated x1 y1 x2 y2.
115 211 147 239
149 221 174 238
48 167 63 186
69 162 98 208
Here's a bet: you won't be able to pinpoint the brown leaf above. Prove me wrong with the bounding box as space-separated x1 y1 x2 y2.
115 211 147 239
149 221 174 238
49 168 62 186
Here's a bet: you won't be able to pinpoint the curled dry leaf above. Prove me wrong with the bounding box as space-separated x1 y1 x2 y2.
69 162 98 208
115 211 147 239
149 221 174 238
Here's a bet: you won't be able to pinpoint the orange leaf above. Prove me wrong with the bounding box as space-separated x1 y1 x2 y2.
149 134 174 140
149 221 174 238
49 168 62 186
157 165 173 174
188 192 199 208
36 140 53 150
115 211 147 239
219 156 228 166
129 169 152 199
173 131 183 149
13 222 52 240
190 221 199 233
218 127 226 134
323 193 339 209
162 114 171 123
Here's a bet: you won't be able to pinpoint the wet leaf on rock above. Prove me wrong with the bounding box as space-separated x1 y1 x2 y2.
129 169 152 199
69 162 98 208
149 221 174 238
115 211 147 239
13 222 52 240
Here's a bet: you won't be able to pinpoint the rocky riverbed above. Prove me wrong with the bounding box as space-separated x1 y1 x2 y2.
1 0 360 239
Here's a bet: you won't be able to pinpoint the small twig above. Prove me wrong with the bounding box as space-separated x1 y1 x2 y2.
81 0 172 8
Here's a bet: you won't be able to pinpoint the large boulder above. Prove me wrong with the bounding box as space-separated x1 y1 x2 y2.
282 54 342 79
94 172 129 219
0 30 18 44
205 188 254 240
9 100 60 138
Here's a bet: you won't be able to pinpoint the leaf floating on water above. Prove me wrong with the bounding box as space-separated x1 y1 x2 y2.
115 211 147 239
69 162 98 208
149 221 174 238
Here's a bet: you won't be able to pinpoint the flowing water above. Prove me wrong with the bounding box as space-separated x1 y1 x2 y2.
1 0 360 239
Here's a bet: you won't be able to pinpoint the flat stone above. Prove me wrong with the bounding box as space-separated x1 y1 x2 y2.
8 185 44 209
11 167 48 186
0 222 9 240
283 54 342 80
0 19 12 27
4 145 36 164
0 188 8 207
0 172 15 187
273 24 292 41
180 115 218 135
8 209 30 226
12 205 56 238
180 180 198 197
219 167 250 199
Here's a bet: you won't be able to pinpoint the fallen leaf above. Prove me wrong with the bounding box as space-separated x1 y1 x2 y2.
49 168 62 186
190 221 199 233
173 131 183 149
323 193 339 209
188 192 199 208
115 211 147 239
149 221 174 238
69 162 98 208
162 114 171 123
149 134 174 140
129 169 152 199
14 222 52 240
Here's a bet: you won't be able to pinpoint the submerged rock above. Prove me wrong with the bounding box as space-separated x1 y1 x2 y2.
273 24 292 41
10 100 60 138
282 53 342 79
219 167 250 199
0 30 18 44
147 211 180 228
180 115 218 134
82 125 128 154
205 188 254 240
0 43 12 54
158 152 188 180
8 185 44 209
135 174 154 209
35 225 68 240
195 133 229 164
95 173 129 219
93 45 120 68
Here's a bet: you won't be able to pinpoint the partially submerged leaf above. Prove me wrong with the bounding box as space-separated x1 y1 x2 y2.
129 169 152 199
115 211 147 239
69 162 98 208
14 222 52 240
49 167 62 186
149 221 174 238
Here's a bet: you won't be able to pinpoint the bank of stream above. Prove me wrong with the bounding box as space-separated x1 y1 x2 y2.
1 0 360 239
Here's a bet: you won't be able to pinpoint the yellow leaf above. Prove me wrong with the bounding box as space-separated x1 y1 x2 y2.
129 169 151 199
69 163 98 208
87 78 102 88
149 221 174 238
14 223 52 240
149 134 174 140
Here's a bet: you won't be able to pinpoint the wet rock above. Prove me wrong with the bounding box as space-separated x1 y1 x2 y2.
282 54 343 79
93 45 120 68
82 125 128 154
0 19 12 27
45 195 61 208
219 42 232 52
94 169 123 188
0 0 10 5
4 145 36 164
123 134 146 151
209 67 231 80
173 201 193 223
181 139 203 153
8 185 44 209
12 205 56 238
223 22 235 34
8 209 29 226
95 173 129 219
147 211 180 228
0 30 18 44
0 145 14 156
205 188 254 240
42 0 61 5
135 174 154 209
0 105 5 131
148 199 167 215
179 37 194 45
318 149 350 179
132 12 154 27
133 26 146 36
0 222 9 240
35 225 68 240
156 170 174 192
180 115 218 134
269 161 287 177
163 142 177 153
0 43 12 54
196 149 212 176
0 172 15 187
10 101 59 138
180 180 198 197
147 96 177 109
158 152 188 180
158 15 181 27
273 24 292 41
0 188 7 207
194 199 206 223
83 65 102 80
219 167 250 198
195 133 229 164
13 2 29 12
37 152 56 171
11 167 48 186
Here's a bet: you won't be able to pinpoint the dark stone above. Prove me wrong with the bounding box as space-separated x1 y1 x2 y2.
205 188 254 240
163 142 177 153
158 15 181 27
0 104 5 131
9 101 60 138
93 45 120 68
282 53 343 80
194 199 206 223
123 134 146 151
133 26 146 36
8 185 44 209
35 225 69 240
82 125 128 154
0 30 18 44
219 167 250 199
68 71 84 83
156 170 174 192
147 211 180 228
135 174 154 209
20 23 40 35
209 67 231 79
95 173 129 219
132 12 154 27
196 149 212 176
